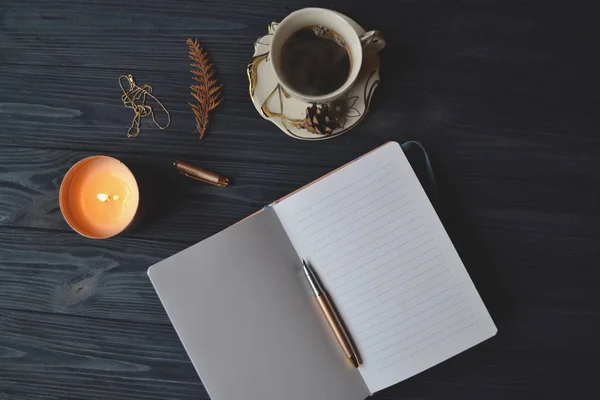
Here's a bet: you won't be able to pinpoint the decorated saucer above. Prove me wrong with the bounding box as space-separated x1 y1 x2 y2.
247 20 380 141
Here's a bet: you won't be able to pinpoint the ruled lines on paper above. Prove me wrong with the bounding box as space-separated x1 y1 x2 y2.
272 143 494 392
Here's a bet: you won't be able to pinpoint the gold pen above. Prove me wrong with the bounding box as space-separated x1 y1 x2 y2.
173 160 229 187
302 259 361 368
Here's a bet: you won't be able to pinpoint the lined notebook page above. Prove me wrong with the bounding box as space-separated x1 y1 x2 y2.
273 142 496 393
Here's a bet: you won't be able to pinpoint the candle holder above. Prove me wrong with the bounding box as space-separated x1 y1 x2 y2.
59 155 140 239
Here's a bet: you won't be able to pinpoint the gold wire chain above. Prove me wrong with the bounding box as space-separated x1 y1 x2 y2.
119 74 171 138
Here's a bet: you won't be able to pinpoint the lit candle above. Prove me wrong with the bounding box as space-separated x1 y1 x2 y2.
59 156 139 239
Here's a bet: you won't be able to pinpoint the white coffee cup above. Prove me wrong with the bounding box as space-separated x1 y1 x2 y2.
270 8 385 104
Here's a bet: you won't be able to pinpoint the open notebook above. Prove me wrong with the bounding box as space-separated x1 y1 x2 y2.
148 142 497 400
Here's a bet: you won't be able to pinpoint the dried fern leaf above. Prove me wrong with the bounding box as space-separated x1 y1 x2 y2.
186 38 223 139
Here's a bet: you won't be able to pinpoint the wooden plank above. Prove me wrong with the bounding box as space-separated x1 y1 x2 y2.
0 308 206 400
0 146 341 242
1 141 598 243
2 0 593 87
0 61 382 165
0 305 597 400
0 227 184 323
1 64 597 166
1 203 598 324
1 48 598 150
0 0 306 71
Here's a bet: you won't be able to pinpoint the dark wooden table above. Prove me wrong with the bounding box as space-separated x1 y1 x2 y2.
1 0 599 399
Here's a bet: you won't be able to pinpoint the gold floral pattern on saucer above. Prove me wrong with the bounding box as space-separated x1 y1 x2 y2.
247 20 380 141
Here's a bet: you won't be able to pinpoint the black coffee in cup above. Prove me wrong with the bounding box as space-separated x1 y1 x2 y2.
280 25 351 96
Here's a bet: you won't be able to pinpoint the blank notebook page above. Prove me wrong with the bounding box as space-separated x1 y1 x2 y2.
274 142 496 393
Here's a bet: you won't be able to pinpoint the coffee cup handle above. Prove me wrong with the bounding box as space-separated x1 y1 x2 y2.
359 30 386 56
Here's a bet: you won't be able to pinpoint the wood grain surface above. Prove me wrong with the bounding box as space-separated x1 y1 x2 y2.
1 0 599 399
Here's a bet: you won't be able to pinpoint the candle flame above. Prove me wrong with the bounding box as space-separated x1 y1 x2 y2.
97 193 120 202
